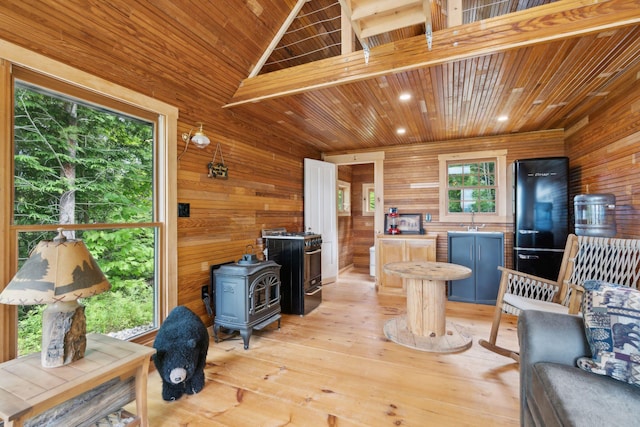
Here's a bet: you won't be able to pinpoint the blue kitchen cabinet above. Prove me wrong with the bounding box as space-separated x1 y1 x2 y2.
447 232 504 305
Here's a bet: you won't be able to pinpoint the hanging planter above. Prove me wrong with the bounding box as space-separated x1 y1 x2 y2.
207 142 228 179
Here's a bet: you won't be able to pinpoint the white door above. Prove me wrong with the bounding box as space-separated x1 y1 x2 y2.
304 158 337 284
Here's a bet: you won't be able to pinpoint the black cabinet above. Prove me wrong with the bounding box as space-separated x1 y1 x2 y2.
447 232 504 305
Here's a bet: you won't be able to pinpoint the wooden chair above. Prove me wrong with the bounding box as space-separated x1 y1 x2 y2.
479 233 640 361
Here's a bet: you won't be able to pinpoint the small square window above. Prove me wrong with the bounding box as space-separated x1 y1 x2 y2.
438 150 509 223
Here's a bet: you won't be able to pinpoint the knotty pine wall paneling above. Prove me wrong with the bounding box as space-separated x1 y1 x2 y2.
351 164 375 270
327 130 566 269
0 0 319 326
565 70 640 239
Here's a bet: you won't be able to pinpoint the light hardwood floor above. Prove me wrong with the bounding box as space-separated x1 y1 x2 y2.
138 268 520 426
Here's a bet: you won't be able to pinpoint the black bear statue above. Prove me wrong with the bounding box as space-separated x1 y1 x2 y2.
152 306 209 401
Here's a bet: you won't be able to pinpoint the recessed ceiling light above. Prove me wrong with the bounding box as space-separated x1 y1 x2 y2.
399 93 411 101
397 127 406 135
497 115 509 122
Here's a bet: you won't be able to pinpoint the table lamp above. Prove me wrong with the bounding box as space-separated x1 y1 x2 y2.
0 229 111 368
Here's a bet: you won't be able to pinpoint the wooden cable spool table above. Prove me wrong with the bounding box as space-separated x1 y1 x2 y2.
383 261 473 353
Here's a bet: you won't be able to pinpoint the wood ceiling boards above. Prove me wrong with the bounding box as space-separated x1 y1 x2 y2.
224 0 640 152
2 1 637 154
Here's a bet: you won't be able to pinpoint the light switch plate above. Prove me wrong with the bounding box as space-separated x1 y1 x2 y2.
178 203 190 217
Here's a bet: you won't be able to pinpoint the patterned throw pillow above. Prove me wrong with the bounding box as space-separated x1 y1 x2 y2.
577 280 640 387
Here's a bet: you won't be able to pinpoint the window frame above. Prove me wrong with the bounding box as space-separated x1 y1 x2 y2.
438 150 509 224
0 41 178 361
362 183 375 216
337 180 351 217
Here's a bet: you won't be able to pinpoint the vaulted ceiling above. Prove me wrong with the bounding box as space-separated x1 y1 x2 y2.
0 0 638 155
225 0 640 152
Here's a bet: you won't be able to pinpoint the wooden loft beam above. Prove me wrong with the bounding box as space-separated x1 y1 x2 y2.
225 0 640 108
360 8 426 38
447 0 462 27
338 0 430 57
350 0 427 38
350 0 422 21
338 0 367 51
339 0 428 44
341 8 355 55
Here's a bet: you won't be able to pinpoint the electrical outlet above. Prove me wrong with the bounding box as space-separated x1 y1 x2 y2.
201 285 209 300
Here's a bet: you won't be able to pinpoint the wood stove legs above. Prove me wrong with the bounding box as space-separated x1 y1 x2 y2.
212 326 252 350
213 314 281 350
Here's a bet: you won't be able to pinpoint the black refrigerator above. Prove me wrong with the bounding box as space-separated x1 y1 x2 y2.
513 157 569 281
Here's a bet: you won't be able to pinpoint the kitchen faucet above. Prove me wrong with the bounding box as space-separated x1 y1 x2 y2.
460 210 485 232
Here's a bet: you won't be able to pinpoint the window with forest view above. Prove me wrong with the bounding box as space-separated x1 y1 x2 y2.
446 160 496 213
13 76 158 355
362 183 375 216
437 150 508 224
338 180 351 216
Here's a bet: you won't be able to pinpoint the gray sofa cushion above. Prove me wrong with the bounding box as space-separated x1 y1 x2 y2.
529 362 640 427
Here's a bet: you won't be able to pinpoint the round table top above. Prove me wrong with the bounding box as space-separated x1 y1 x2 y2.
383 261 472 281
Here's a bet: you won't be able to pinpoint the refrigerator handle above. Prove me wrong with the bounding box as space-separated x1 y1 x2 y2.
518 254 540 260
519 230 540 234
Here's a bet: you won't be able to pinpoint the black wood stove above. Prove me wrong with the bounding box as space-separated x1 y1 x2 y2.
213 256 281 349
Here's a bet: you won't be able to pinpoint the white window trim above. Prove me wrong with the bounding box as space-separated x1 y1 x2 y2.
0 40 178 359
438 150 509 224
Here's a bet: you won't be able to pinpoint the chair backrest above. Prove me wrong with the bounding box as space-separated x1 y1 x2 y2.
557 234 640 306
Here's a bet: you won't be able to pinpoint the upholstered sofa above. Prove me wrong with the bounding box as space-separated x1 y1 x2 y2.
518 310 640 427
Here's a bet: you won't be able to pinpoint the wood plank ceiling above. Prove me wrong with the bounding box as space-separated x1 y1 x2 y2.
1 1 637 155
225 0 640 152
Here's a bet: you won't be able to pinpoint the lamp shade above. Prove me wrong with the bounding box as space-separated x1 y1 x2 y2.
191 130 211 148
0 231 111 306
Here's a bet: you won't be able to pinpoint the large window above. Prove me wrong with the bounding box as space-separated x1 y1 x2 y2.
438 150 509 223
1 45 178 361
13 73 158 354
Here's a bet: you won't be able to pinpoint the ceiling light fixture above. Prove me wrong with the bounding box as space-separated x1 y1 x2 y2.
399 93 412 101
178 123 211 160
397 128 406 135
497 115 509 122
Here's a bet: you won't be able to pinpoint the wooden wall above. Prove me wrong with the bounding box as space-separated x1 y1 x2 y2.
565 71 640 239
177 138 318 317
327 130 567 268
0 1 320 327
352 164 375 269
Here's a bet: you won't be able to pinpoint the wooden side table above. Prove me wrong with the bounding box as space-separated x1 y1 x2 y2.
0 334 155 427
383 261 473 353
